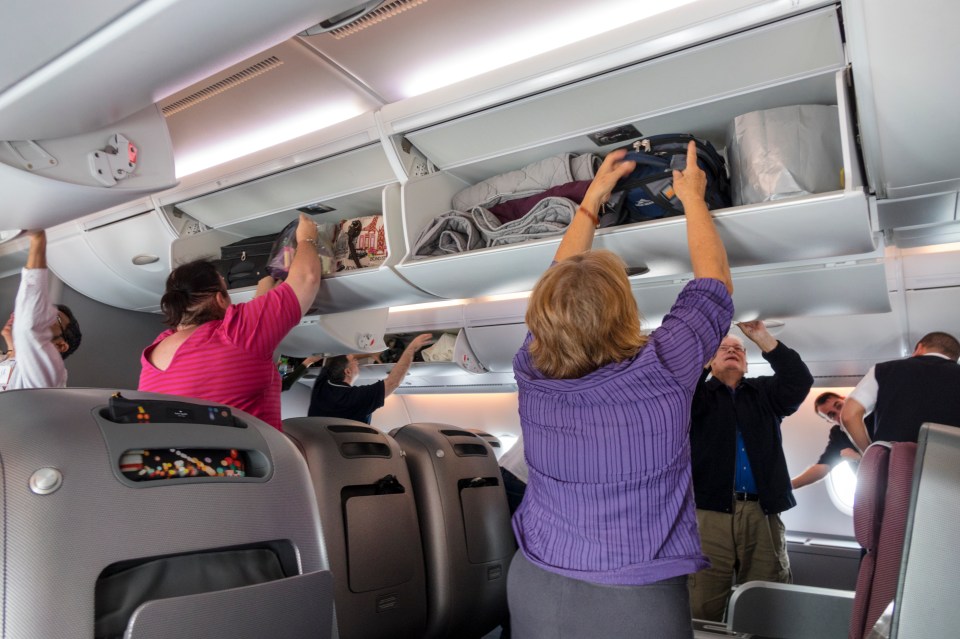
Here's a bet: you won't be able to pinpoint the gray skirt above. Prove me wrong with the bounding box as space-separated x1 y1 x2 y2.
507 550 693 639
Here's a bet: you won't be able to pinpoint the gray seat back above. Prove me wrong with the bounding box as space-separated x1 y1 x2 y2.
392 423 515 639
284 416 428 639
893 422 960 638
0 388 333 639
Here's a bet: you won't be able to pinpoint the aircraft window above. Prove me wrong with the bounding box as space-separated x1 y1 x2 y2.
498 433 519 453
825 460 858 516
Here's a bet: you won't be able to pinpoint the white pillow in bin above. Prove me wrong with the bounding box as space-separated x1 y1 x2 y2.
334 215 387 271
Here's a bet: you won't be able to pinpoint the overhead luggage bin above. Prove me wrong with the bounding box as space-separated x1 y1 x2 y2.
0 105 178 233
279 306 391 358
629 250 892 329
168 117 439 315
388 8 875 301
844 0 960 201
0 0 383 141
0 388 334 638
45 199 178 313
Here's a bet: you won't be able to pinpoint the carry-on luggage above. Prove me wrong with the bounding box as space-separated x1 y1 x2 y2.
604 134 731 226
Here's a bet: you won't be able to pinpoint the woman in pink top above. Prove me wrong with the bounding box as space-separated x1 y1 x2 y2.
139 214 321 430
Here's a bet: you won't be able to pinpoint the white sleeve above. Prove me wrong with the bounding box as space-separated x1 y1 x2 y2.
11 268 67 389
848 365 878 414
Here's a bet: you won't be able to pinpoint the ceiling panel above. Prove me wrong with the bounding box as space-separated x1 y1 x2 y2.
160 40 383 177
299 0 709 103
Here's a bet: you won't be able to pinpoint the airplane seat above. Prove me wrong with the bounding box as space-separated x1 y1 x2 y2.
0 389 334 639
891 423 960 637
725 440 916 639
466 429 503 460
283 416 428 639
391 423 516 639
848 441 916 639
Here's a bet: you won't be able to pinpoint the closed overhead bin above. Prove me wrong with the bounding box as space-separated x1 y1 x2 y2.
45 200 179 313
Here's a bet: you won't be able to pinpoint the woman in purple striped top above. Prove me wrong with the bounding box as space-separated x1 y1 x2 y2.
508 142 734 638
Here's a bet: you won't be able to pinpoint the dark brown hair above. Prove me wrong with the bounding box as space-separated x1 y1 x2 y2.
160 260 228 328
54 304 81 359
320 355 350 384
916 331 960 361
813 391 842 416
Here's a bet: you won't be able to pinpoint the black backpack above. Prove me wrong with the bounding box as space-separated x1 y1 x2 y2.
601 135 731 227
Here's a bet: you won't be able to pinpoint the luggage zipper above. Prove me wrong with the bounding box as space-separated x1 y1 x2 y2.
636 135 726 177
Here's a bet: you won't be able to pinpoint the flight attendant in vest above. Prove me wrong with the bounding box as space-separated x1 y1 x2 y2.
841 331 960 450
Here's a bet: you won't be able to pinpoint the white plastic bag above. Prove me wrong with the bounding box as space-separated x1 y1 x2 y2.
420 333 457 362
726 105 843 205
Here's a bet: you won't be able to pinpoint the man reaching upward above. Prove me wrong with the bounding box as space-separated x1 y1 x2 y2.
0 231 82 391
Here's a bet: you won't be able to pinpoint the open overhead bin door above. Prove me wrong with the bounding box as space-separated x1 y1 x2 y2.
166 112 438 316
387 7 876 301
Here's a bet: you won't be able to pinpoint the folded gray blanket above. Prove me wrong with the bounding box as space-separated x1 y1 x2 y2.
451 153 600 212
411 210 485 257
473 197 577 247
412 197 577 257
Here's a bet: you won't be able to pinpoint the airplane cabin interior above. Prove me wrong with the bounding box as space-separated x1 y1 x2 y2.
1 0 958 637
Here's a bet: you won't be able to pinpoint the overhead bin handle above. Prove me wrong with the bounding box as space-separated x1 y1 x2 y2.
299 0 387 36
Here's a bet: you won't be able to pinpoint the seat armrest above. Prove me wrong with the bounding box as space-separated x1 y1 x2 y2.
726 580 854 639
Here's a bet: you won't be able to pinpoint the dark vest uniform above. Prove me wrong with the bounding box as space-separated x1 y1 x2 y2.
874 355 960 442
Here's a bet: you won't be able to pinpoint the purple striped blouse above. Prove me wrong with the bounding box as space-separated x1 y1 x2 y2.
512 277 733 585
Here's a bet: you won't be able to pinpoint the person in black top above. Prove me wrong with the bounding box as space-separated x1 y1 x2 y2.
307 333 432 423
791 392 873 489
280 355 322 391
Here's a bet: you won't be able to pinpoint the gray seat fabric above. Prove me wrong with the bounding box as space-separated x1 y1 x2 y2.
284 416 428 639
0 388 333 639
391 422 516 639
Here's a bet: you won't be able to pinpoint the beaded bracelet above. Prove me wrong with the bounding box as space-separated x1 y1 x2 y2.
577 206 600 227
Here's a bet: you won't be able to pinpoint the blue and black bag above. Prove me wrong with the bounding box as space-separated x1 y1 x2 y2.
602 135 731 226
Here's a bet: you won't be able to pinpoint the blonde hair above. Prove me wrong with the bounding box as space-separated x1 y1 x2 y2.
526 250 647 379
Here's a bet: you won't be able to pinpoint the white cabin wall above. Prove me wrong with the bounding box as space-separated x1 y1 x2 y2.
281 381 313 420
372 392 520 438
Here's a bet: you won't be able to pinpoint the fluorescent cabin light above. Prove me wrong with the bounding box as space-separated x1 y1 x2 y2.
174 102 366 177
389 299 467 313
402 0 700 96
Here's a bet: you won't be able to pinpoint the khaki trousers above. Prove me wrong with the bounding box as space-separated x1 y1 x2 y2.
688 502 792 622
